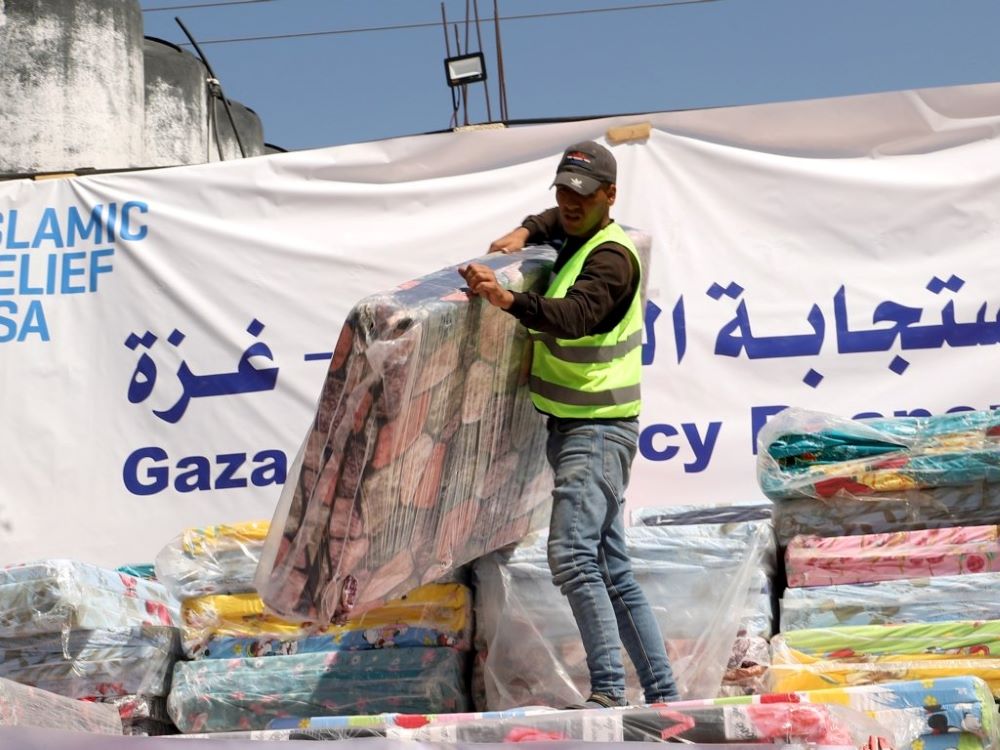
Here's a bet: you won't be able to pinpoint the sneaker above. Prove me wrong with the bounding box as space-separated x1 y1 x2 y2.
583 693 628 709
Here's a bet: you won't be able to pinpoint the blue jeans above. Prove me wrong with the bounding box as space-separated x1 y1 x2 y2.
545 417 679 704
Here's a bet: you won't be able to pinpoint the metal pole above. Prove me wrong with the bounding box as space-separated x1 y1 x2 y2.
473 0 493 123
492 0 508 121
441 3 459 128
453 24 469 126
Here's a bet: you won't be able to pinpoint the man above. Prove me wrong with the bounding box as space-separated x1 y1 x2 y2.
459 140 679 708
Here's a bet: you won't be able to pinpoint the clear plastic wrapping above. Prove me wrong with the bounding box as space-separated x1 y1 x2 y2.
771 484 1000 548
770 620 1000 696
87 694 176 736
785 525 1000 587
632 503 773 526
0 675 122 734
0 560 178 638
757 407 1000 545
167 646 470 733
670 677 991 750
358 703 877 744
255 244 608 627
181 581 472 659
183 703 885 745
717 635 772 697
0 625 179 699
630 509 777 697
781 571 1000 630
115 565 158 581
792 677 999 748
472 523 770 708
623 520 777 639
155 521 270 600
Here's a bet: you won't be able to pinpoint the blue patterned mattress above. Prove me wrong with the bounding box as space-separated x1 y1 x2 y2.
0 626 178 699
0 560 178 638
167 646 469 732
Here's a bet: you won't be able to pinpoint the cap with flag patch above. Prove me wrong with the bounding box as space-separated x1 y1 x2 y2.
551 140 617 196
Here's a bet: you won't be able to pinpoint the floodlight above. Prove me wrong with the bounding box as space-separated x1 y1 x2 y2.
444 52 487 87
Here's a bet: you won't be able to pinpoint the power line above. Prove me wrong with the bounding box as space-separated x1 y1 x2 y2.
144 0 275 12
153 0 725 45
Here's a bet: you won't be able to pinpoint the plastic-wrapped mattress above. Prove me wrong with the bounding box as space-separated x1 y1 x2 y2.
155 521 269 599
672 676 996 750
0 675 122 734
255 245 592 627
181 582 472 659
0 626 178 699
180 702 880 744
167 646 469 732
472 524 769 708
771 620 1000 695
781 571 1000 630
756 408 1000 545
785 525 1000 587
0 560 178 638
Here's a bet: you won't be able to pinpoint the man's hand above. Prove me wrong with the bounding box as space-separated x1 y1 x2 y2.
489 226 530 254
458 263 514 310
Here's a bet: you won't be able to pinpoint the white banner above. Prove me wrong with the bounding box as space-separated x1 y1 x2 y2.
2 82 1000 565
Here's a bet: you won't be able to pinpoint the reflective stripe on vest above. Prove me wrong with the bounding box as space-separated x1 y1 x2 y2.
529 329 643 364
528 222 643 419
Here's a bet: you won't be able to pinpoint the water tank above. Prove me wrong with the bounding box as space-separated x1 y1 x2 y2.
209 96 265 161
0 0 144 173
143 37 211 167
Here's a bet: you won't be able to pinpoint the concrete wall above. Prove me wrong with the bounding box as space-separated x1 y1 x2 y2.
143 37 211 167
0 0 145 173
0 0 269 174
209 96 265 162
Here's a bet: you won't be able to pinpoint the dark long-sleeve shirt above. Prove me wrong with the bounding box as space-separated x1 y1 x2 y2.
506 207 639 339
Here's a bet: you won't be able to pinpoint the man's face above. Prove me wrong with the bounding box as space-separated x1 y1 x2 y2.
555 182 616 237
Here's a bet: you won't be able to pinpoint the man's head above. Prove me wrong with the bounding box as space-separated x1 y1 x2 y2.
551 140 617 237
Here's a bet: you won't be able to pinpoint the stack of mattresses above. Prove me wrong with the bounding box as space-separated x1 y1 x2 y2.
0 561 180 735
179 703 880 744
757 408 1000 698
472 522 771 709
159 521 473 732
255 242 665 628
758 407 1000 545
771 618 1000 695
674 677 998 750
633 504 776 696
0 675 122 734
773 526 1000 694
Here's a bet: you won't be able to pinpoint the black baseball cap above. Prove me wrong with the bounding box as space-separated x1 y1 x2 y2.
551 140 617 196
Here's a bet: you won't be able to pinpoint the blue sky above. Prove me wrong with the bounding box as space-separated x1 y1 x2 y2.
139 0 1000 151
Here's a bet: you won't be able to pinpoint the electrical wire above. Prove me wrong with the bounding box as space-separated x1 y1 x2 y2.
144 0 275 12
148 0 726 45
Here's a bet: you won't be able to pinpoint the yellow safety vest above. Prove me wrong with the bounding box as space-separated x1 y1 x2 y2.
528 222 642 419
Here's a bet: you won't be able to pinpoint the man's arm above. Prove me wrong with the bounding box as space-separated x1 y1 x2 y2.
488 208 562 254
507 245 636 339
462 243 637 339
